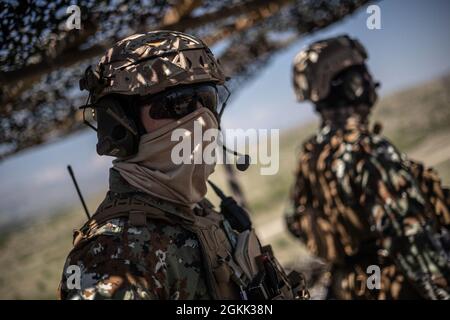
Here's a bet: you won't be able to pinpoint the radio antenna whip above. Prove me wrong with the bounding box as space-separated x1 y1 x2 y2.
67 165 91 219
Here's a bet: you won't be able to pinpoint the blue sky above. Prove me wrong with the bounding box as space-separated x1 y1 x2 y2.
222 0 450 130
1 0 450 224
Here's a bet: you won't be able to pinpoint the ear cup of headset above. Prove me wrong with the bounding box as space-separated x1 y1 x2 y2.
337 66 378 106
366 73 379 106
342 70 364 101
94 96 139 158
358 67 378 106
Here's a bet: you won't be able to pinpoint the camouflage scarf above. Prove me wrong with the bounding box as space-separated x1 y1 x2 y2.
113 107 218 207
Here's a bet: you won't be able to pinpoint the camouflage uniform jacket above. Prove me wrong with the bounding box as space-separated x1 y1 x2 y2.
285 119 450 299
58 169 215 300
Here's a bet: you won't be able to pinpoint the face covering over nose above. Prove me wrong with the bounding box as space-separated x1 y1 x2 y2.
113 107 219 207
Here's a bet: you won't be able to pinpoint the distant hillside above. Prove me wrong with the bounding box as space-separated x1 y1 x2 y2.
0 74 449 299
373 73 450 182
374 74 450 152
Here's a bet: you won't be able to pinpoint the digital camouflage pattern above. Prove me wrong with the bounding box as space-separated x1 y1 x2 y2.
59 218 210 300
285 118 450 299
80 30 227 103
58 170 211 300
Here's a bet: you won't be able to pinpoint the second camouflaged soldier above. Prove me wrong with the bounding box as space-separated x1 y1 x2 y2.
58 30 306 300
285 35 450 300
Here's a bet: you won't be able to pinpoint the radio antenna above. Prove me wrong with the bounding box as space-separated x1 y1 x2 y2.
67 165 91 220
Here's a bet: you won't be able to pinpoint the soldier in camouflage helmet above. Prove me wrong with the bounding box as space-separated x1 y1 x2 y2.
59 30 305 300
285 35 450 300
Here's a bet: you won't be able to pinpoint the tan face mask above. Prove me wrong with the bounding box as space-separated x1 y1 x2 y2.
113 107 219 207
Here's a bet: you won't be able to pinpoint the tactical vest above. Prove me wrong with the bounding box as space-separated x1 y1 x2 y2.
73 191 307 300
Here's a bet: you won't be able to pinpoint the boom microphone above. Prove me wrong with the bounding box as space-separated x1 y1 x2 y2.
221 144 251 172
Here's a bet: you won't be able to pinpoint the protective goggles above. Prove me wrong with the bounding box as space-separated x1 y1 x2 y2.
80 83 230 131
138 83 230 120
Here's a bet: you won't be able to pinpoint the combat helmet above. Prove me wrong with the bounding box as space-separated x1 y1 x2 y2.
292 35 368 103
78 30 228 158
80 30 227 102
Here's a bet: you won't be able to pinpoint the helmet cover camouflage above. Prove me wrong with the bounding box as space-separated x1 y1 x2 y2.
292 35 368 102
80 30 227 103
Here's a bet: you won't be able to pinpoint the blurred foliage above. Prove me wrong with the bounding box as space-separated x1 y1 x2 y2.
0 0 372 159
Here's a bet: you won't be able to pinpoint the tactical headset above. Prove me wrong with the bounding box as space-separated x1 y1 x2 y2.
84 95 140 158
321 64 379 109
80 83 226 159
